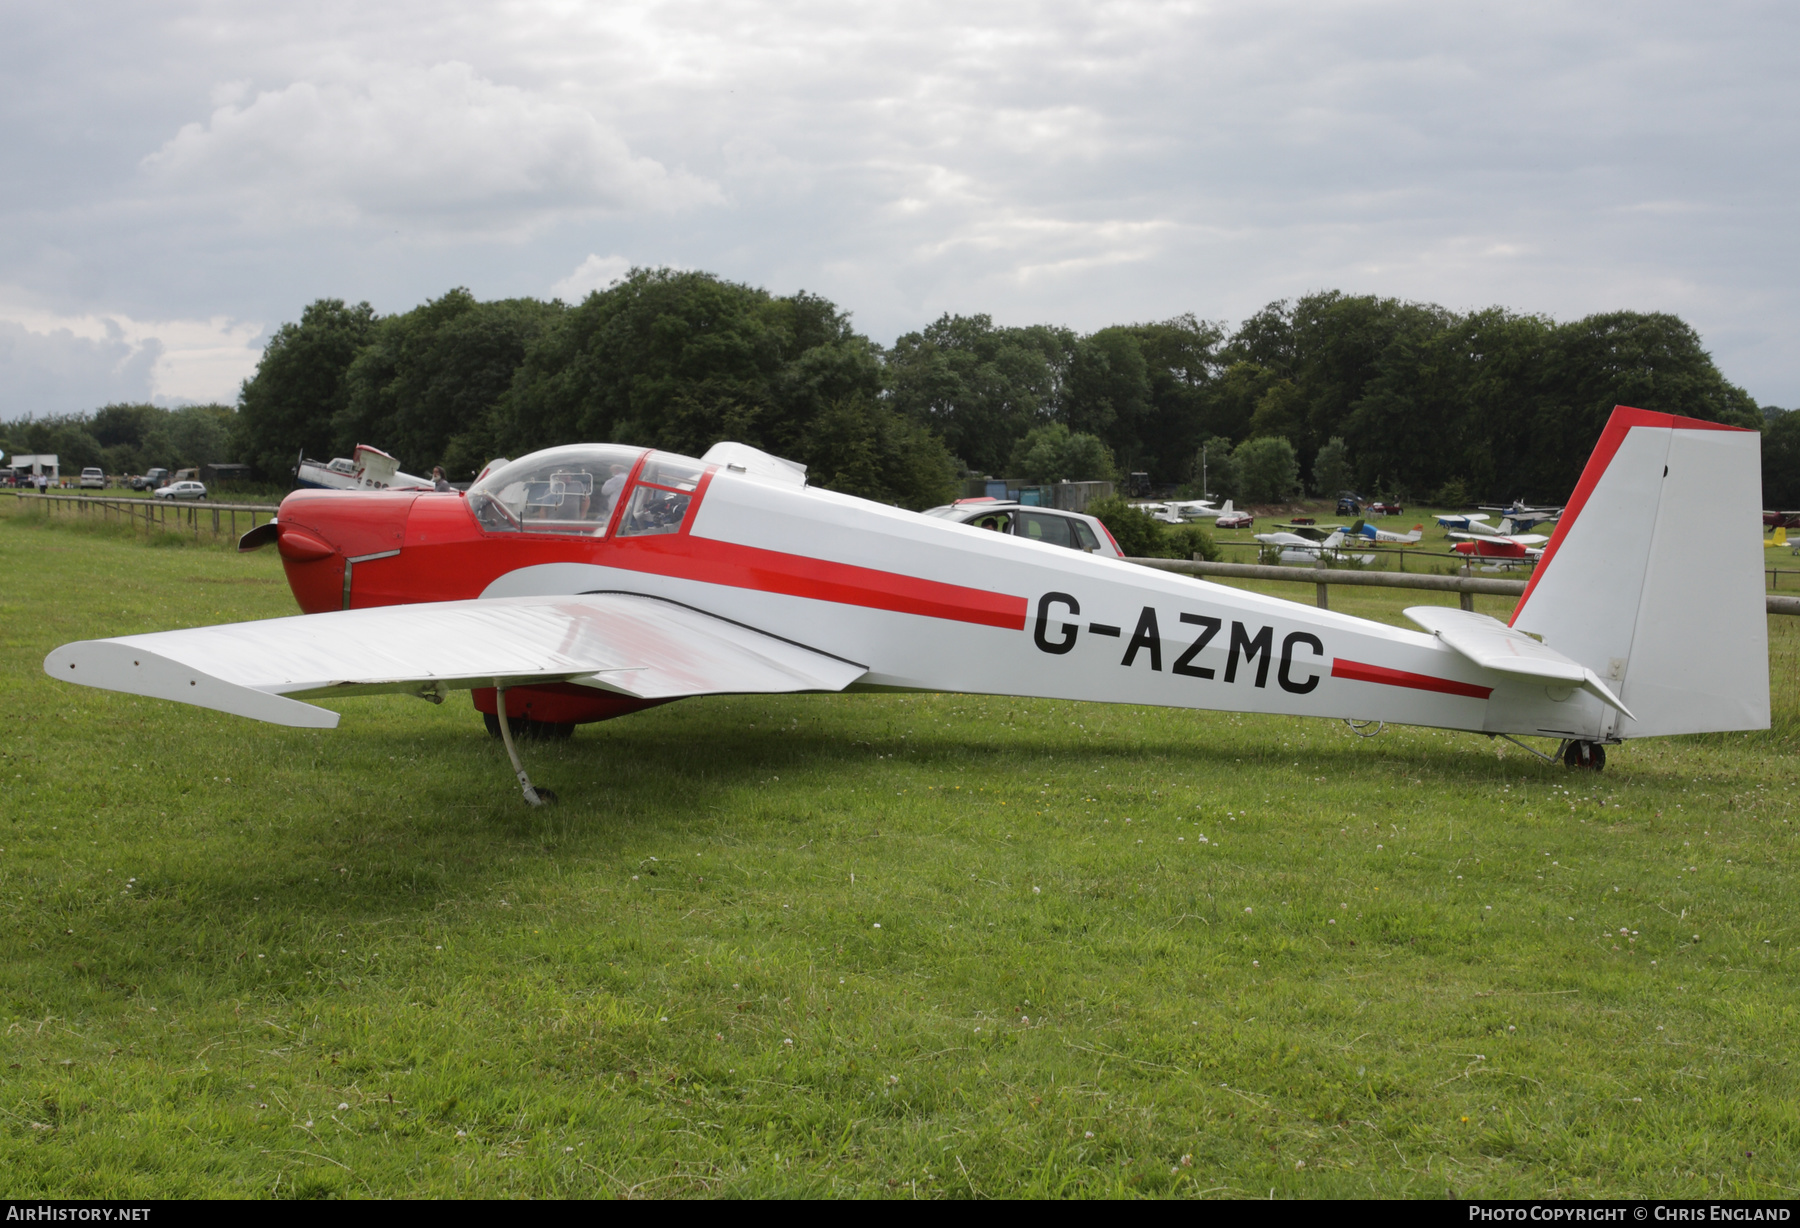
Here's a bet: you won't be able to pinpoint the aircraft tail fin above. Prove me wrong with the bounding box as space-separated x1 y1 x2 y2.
1510 406 1768 738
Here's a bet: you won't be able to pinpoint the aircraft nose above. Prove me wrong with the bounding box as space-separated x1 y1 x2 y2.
263 491 420 614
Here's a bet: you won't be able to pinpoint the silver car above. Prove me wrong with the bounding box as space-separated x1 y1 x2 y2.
153 480 207 500
921 499 1122 557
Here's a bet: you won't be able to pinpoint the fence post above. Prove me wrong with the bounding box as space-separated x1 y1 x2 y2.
1458 565 1475 612
1314 555 1329 610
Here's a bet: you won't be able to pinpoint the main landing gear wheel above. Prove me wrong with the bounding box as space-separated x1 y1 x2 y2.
1563 740 1606 771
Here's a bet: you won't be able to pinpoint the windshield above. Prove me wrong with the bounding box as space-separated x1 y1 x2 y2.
616 453 707 537
467 444 648 534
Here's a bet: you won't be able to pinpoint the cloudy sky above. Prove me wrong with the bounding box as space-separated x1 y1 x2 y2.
1 0 1795 418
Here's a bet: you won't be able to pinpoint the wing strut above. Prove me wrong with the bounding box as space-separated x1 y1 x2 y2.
495 684 556 806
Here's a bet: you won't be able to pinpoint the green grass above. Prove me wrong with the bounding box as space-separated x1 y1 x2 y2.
1 499 1797 1199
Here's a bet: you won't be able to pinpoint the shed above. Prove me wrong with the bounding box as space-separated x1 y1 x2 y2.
201 463 254 486
10 454 59 481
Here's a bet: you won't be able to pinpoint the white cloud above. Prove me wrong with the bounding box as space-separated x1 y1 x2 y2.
2 1 1796 403
0 293 263 418
142 62 722 233
0 322 160 420
551 254 633 301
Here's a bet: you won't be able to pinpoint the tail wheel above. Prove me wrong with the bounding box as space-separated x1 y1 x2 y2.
484 712 574 741
1562 740 1607 771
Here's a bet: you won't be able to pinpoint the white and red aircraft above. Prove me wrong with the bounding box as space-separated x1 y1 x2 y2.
44 408 1768 797
1451 538 1542 574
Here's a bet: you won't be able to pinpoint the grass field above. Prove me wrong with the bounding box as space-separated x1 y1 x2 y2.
1 498 1797 1199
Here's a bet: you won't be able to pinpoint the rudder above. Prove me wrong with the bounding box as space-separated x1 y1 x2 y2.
1510 406 1768 738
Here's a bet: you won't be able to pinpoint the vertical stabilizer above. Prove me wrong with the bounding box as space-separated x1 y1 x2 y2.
1511 407 1768 738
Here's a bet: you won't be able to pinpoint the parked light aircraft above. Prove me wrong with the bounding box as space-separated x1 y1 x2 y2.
1447 526 1549 550
1436 512 1490 530
1453 537 1542 570
44 409 1768 795
1137 499 1235 525
1437 513 1547 538
1253 525 1377 566
1351 520 1424 545
296 444 434 493
1480 502 1561 533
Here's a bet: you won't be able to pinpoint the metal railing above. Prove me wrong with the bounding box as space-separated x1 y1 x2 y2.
9 490 276 540
1128 556 1800 617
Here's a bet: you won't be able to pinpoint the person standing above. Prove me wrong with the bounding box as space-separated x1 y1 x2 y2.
432 466 453 493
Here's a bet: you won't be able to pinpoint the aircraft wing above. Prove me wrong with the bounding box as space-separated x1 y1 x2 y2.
1404 606 1633 717
44 594 869 729
1446 530 1547 546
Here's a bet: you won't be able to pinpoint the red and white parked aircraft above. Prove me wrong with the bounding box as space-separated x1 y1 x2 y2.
1452 537 1541 565
45 408 1768 796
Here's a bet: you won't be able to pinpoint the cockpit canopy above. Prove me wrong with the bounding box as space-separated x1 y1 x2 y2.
466 445 712 537
468 444 648 534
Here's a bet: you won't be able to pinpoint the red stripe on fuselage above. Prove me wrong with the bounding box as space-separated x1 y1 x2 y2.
612 532 1030 629
301 492 1032 628
1331 658 1492 700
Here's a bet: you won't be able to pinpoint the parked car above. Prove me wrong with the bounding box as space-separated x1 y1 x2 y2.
130 467 170 491
1336 490 1364 515
1367 501 1404 516
1214 511 1255 529
153 480 207 500
79 467 106 489
921 499 1123 558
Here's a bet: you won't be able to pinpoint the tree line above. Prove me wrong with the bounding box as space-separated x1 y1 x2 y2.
7 268 1797 508
0 402 237 483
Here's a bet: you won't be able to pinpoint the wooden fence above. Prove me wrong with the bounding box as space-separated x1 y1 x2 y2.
1129 556 1800 617
10 491 276 541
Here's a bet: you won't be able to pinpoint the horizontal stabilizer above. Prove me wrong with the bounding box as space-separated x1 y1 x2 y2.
1404 606 1634 718
46 593 867 727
